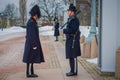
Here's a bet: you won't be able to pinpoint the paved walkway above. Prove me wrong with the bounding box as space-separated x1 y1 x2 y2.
0 34 118 80
0 35 93 80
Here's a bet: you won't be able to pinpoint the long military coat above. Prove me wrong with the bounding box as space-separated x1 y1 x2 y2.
63 16 81 59
54 22 60 36
23 18 45 63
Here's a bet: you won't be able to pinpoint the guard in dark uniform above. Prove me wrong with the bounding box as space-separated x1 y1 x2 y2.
23 5 45 78
63 4 81 76
54 17 60 41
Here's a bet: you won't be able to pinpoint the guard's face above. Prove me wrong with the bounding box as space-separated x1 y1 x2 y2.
67 10 74 16
67 10 72 16
33 14 38 21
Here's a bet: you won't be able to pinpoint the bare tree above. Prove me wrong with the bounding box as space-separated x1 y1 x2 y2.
4 3 17 19
19 0 27 26
37 0 62 25
1 3 18 27
63 0 69 5
37 0 56 24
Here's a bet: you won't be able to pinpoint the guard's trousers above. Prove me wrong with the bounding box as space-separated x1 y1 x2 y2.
26 63 34 75
69 58 78 73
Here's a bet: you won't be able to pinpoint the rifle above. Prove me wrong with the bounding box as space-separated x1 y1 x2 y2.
60 10 81 29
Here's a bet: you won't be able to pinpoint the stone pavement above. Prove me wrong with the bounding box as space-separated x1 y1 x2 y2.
0 35 93 80
0 35 119 80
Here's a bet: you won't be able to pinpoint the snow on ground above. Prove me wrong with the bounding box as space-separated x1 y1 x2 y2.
86 58 98 65
0 26 91 36
40 30 54 36
0 26 26 36
39 26 54 35
39 26 53 31
80 26 90 37
0 26 54 36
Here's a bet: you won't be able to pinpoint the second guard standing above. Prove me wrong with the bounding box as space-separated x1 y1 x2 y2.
54 17 60 41
61 4 81 76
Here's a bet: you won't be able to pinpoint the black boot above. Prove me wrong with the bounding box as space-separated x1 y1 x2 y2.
66 72 76 76
26 63 38 78
66 58 77 77
26 63 31 77
31 63 38 77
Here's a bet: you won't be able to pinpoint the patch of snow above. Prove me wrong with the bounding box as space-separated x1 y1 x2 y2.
40 31 54 36
0 25 93 37
86 58 98 65
0 26 26 36
80 26 90 37
39 26 53 31
39 26 54 35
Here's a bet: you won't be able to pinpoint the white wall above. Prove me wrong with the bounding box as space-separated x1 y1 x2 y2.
117 0 120 47
101 0 118 72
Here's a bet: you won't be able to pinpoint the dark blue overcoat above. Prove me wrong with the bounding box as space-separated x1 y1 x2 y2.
23 18 45 63
54 22 60 36
63 16 81 59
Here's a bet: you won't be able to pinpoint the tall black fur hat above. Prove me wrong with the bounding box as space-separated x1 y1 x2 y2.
67 3 77 12
29 5 41 18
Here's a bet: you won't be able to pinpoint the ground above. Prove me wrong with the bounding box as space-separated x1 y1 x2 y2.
0 31 119 80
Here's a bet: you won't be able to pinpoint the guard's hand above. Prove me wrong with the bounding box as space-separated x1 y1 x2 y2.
33 46 37 50
59 28 63 32
59 28 63 35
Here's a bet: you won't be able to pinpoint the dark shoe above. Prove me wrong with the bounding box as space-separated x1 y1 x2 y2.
26 74 38 78
74 72 77 75
66 72 77 77
55 40 58 41
26 74 32 78
31 74 38 77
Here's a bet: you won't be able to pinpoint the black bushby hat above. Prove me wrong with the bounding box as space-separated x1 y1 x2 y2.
29 5 41 18
67 4 77 12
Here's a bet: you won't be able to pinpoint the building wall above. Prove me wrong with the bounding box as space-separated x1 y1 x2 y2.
101 0 119 72
117 0 120 47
